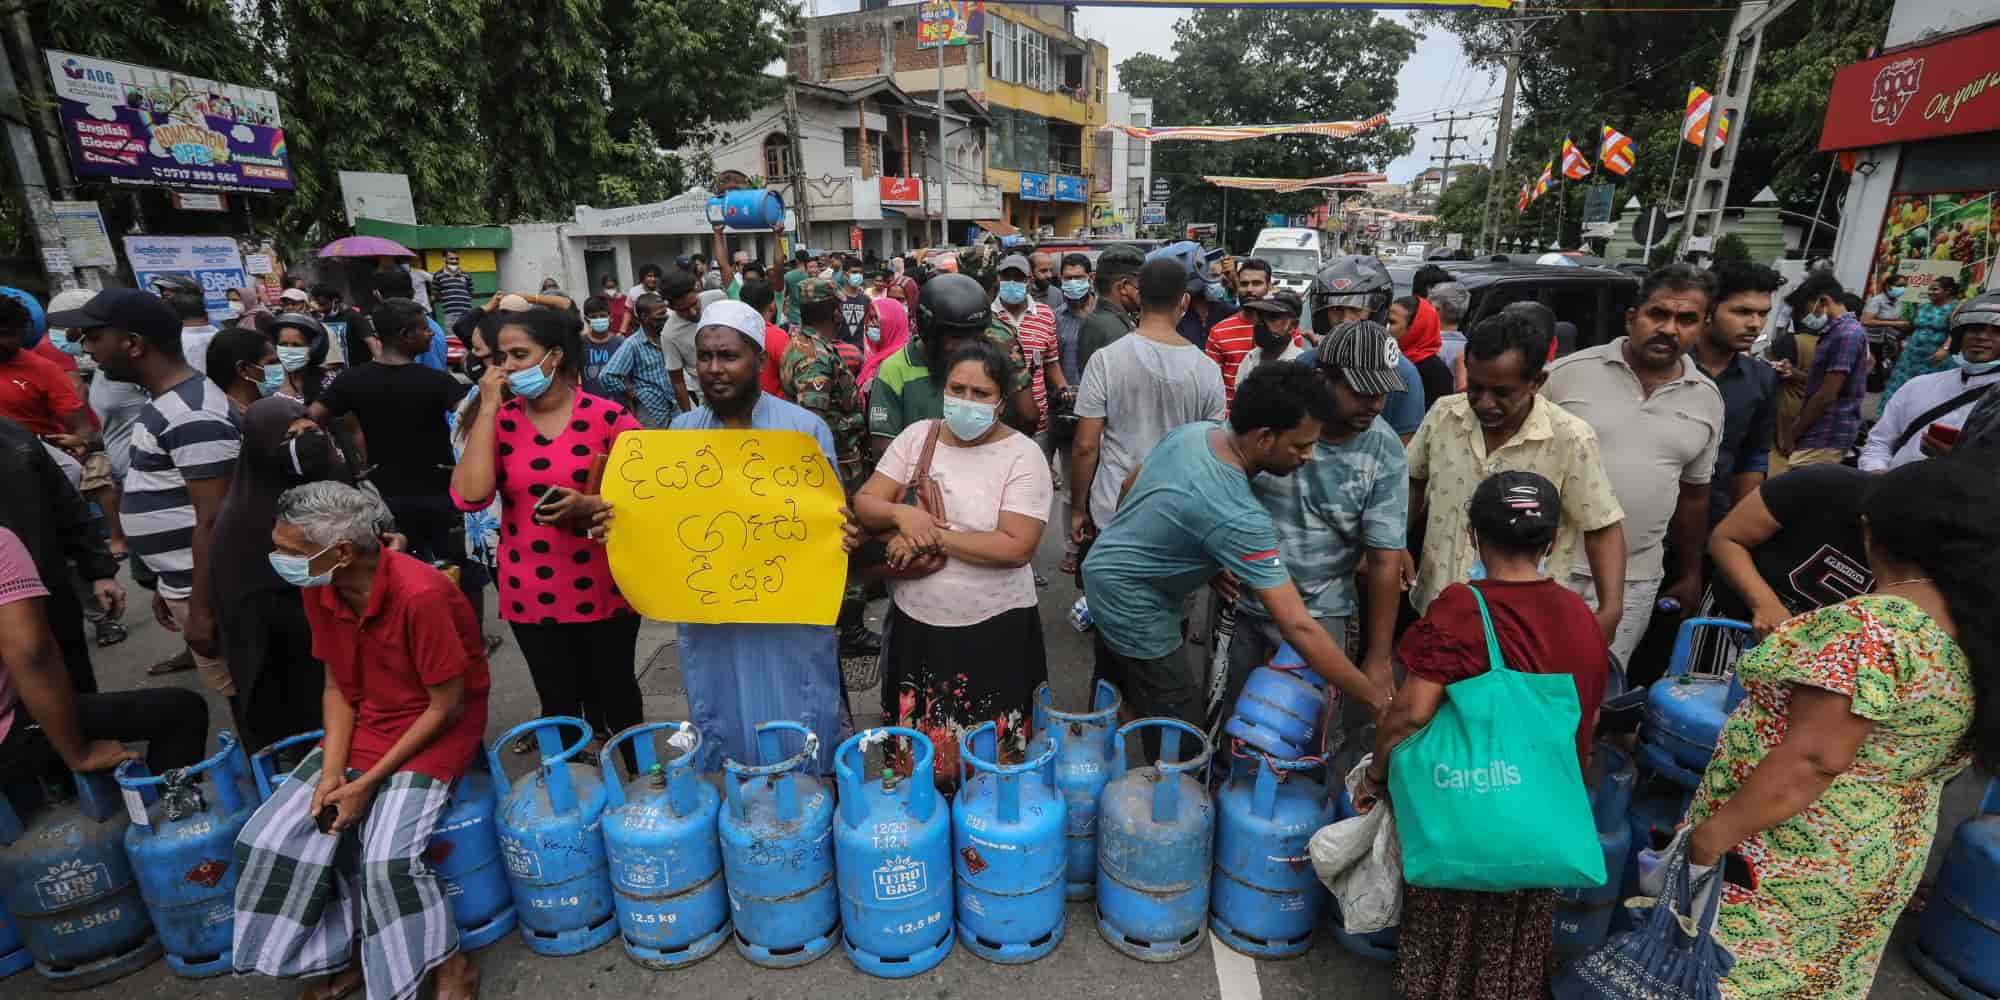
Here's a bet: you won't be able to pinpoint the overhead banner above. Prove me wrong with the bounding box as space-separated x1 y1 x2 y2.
1818 22 2000 152
1204 172 1387 192
122 235 250 324
46 50 292 193
918 0 985 49
1007 0 1503 6
1105 114 1390 143
602 430 847 625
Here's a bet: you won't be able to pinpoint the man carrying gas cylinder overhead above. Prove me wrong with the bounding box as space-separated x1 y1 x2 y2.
231 481 489 1000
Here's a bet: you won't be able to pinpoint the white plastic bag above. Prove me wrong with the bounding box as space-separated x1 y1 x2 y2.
1309 755 1403 934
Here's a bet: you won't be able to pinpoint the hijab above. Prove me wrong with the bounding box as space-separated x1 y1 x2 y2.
860 297 911 390
1401 295 1443 364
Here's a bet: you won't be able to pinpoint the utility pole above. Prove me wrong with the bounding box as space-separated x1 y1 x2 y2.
1430 112 1474 201
1479 20 1527 254
936 37 950 247
0 22 77 292
785 79 810 248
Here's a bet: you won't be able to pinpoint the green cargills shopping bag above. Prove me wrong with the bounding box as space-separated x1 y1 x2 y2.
1388 585 1605 892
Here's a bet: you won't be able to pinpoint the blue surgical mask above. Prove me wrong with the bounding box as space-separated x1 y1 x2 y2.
1467 557 1486 582
1800 311 1828 332
589 317 611 334
276 345 313 372
508 352 558 399
865 324 882 345
1204 282 1231 303
257 363 285 396
1061 278 1091 301
1888 286 1906 300
269 543 338 588
848 273 864 288
1959 356 2000 375
941 395 997 441
998 281 1029 306
57 334 84 356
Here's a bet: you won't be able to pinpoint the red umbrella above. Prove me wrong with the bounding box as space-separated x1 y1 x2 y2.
317 235 416 258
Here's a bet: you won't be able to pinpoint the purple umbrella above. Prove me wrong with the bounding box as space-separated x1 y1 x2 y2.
317 235 417 258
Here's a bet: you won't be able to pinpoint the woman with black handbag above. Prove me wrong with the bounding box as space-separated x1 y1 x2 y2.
852 341 1053 790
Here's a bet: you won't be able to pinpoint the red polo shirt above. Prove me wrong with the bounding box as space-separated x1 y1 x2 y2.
1205 313 1257 408
304 549 491 782
761 322 791 397
0 347 84 436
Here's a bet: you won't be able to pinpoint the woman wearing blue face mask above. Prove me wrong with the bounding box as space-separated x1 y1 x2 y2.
1882 276 1962 406
451 307 643 755
206 326 284 414
268 315 326 405
850 341 1053 788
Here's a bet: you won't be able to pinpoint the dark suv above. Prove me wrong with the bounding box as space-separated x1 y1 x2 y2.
1388 260 1642 358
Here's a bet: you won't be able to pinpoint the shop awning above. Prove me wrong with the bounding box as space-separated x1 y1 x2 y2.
976 220 1019 237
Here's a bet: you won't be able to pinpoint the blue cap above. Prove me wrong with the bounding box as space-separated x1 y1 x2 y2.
0 288 46 349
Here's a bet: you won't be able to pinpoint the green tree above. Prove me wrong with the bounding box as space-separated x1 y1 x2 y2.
1117 9 1417 250
1433 166 1491 244
601 0 791 147
594 123 693 207
478 0 616 221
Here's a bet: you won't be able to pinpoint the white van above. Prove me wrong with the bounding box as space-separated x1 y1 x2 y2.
1250 228 1328 297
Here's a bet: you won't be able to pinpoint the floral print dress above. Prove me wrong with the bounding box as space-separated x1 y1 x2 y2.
1880 301 1957 406
1684 594 1973 999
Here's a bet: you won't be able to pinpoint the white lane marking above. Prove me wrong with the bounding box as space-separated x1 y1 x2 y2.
1211 933 1263 1000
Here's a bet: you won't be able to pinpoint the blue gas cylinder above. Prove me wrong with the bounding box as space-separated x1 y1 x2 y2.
250 729 518 953
706 189 785 230
1329 785 1398 961
1032 680 1122 900
1211 751 1335 959
1097 718 1215 962
1639 618 1753 785
1554 741 1636 961
598 722 728 969
0 772 161 988
956 722 1066 964
1910 779 2000 999
488 717 617 956
1223 643 1328 760
719 720 839 968
834 727 953 977
0 907 29 977
113 732 255 977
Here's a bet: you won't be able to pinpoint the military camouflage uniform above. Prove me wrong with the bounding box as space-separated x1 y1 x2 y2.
782 275 870 492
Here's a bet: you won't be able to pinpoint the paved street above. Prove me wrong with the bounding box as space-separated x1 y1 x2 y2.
7 526 1968 1000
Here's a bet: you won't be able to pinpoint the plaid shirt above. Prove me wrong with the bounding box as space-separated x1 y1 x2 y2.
1796 312 1868 450
599 331 679 429
992 299 1058 432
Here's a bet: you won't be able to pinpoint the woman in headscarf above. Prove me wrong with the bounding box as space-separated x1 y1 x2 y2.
860 296 911 393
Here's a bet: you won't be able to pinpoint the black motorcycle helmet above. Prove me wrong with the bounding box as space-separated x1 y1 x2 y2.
915 273 993 345
1952 287 2000 338
1308 255 1394 330
267 312 332 368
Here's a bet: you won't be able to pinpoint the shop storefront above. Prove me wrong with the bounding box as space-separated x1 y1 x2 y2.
1822 15 2000 298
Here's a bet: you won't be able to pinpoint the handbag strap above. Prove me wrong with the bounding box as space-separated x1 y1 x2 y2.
1892 381 1994 454
1466 584 1510 675
912 419 943 483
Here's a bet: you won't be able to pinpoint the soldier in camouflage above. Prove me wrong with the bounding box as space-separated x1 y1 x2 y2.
782 274 871 494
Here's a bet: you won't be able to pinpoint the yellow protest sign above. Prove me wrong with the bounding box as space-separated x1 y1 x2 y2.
602 430 848 625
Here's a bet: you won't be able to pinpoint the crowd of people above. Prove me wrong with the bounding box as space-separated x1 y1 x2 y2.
0 234 1996 1000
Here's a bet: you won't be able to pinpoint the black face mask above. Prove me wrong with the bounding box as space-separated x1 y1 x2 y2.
1252 319 1289 354
464 354 487 382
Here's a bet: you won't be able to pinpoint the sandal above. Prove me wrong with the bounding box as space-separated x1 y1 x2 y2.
94 620 129 647
298 968 363 1000
508 733 535 755
432 955 480 1000
482 633 504 655
1059 553 1079 575
147 649 196 675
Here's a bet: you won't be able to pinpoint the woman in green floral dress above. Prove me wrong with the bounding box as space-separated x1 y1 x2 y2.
1880 276 1961 406
1682 454 1999 999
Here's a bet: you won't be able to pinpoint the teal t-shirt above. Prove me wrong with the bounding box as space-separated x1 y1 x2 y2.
1081 422 1291 659
783 267 809 326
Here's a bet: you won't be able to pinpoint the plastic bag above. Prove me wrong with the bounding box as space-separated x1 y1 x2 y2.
1309 756 1403 934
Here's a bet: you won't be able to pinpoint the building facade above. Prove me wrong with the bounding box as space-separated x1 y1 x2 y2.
789 1 1110 239
1105 92 1153 237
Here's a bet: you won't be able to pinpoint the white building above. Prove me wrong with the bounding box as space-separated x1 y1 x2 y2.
1104 92 1153 235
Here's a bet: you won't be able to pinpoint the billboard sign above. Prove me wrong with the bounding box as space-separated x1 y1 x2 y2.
123 235 250 324
1819 23 2000 151
1052 174 1086 203
1141 203 1166 225
1020 171 1051 202
47 50 292 193
918 0 985 50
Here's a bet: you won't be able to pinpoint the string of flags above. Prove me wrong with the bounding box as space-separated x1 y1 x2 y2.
1100 113 1390 143
1509 80 1739 217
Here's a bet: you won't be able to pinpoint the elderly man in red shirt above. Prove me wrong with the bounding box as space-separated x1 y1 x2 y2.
232 481 487 1000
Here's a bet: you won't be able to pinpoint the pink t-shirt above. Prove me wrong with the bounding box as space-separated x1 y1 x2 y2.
0 526 51 744
878 420 1052 628
452 390 641 624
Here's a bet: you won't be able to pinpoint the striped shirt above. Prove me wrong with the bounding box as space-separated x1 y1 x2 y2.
125 374 240 600
599 332 680 429
433 268 476 326
993 299 1059 432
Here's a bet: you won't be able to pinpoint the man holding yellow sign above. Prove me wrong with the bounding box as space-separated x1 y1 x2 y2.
596 300 854 776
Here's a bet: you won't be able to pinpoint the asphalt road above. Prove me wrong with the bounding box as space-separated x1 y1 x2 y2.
6 509 1971 999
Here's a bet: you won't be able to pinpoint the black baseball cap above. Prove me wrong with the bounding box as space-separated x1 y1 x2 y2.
1096 244 1146 279
1318 319 1407 396
1242 289 1303 317
47 288 180 343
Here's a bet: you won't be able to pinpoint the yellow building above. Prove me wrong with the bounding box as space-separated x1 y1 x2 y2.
790 2 1109 239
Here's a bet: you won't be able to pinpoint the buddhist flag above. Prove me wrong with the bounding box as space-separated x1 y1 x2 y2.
1560 138 1592 180
1535 160 1554 198
1683 85 1713 145
1710 111 1733 150
1517 180 1532 214
1599 125 1635 175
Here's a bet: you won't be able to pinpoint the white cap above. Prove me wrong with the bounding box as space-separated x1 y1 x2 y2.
698 299 766 350
496 294 532 312
279 287 310 303
48 288 96 315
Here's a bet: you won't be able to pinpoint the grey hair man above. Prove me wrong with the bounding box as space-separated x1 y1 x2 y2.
1430 281 1472 389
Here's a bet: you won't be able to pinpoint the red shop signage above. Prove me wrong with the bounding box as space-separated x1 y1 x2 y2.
1819 23 2000 152
879 176 923 206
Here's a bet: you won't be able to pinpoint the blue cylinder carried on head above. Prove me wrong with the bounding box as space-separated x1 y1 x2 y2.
1910 779 2000 1000
955 722 1066 964
719 721 838 968
834 727 953 977
0 771 162 988
487 717 617 956
706 189 785 231
1554 741 1636 961
1210 750 1335 959
1330 785 1398 961
1032 680 1122 901
597 722 729 969
113 732 255 978
1639 618 1753 786
1223 643 1328 760
0 907 29 977
1097 718 1215 962
253 730 518 952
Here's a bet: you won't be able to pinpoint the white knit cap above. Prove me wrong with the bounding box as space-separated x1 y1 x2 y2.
698 299 766 350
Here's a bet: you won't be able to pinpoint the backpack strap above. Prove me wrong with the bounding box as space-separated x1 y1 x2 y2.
1466 584 1509 674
